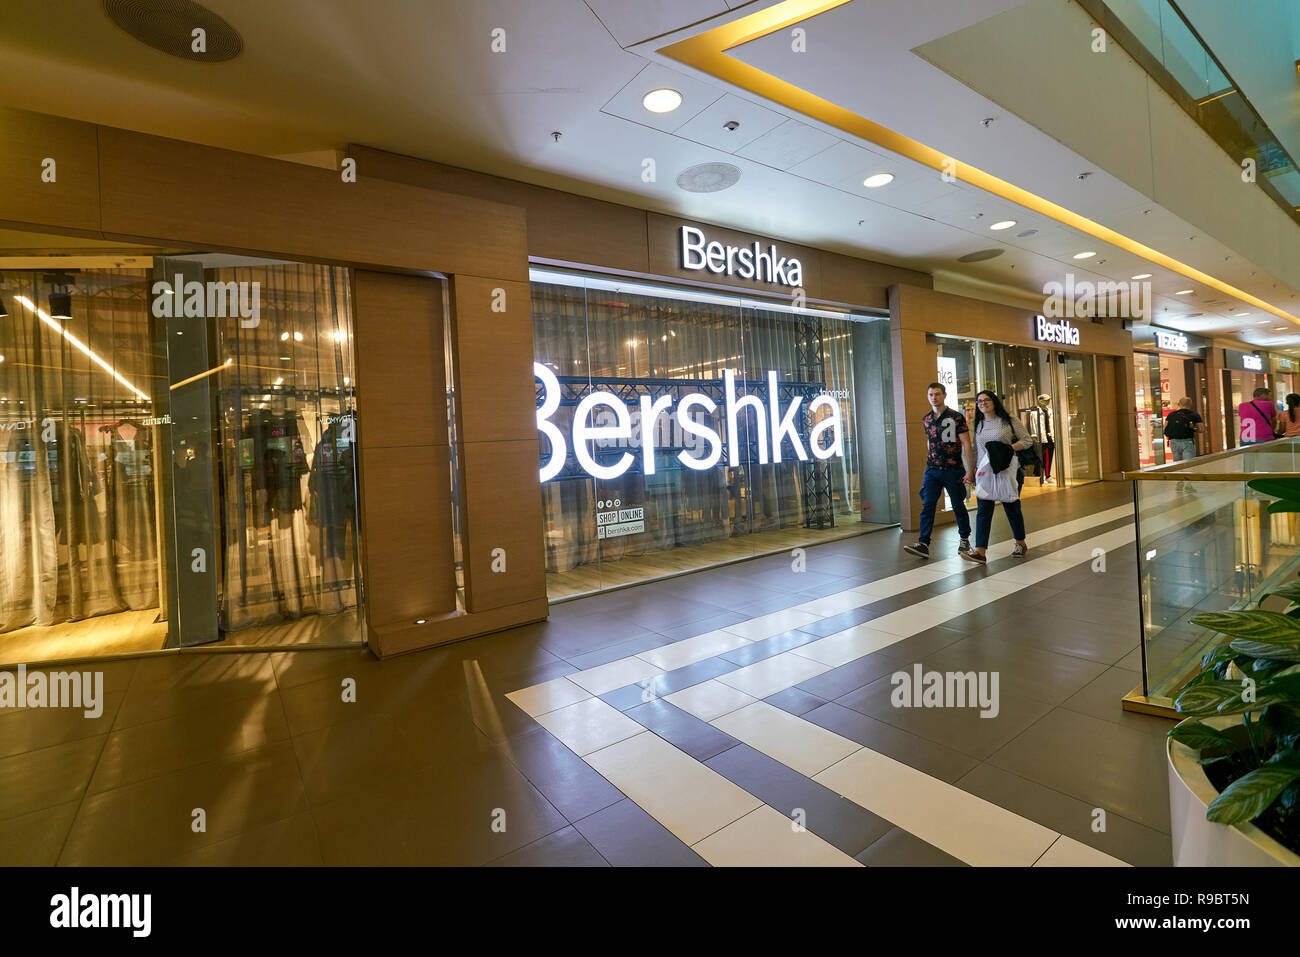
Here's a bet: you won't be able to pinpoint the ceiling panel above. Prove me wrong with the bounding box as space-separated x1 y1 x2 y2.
672 92 788 151
735 118 839 169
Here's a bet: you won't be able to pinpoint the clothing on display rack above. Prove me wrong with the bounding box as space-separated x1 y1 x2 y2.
1020 398 1055 482
100 418 160 611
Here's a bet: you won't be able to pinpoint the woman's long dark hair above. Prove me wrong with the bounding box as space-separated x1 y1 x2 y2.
973 390 1013 431
1287 393 1300 425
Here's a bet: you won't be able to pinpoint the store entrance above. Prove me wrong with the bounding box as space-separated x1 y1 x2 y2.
933 336 1103 499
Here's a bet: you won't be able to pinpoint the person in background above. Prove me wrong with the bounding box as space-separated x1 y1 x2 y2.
1283 393 1300 438
903 382 973 560
962 390 1032 564
1238 387 1279 446
1164 397 1203 462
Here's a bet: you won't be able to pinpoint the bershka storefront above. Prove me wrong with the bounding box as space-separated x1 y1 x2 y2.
1129 322 1210 466
530 221 903 598
888 284 1139 531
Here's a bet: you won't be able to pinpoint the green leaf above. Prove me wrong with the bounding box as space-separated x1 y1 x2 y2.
1230 639 1300 662
1191 611 1300 643
1205 758 1300 825
1264 581 1300 605
1247 477 1300 501
1201 643 1238 670
1176 681 1247 716
1267 501 1300 514
1169 720 1239 751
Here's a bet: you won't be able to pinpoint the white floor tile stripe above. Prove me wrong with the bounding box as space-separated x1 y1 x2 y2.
814 748 1061 866
507 498 1158 866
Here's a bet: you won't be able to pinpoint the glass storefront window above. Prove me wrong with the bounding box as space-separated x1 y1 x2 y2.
931 335 1102 493
0 255 365 664
533 269 896 599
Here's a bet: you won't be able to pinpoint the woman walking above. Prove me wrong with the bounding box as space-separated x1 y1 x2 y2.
1283 393 1300 438
962 390 1032 564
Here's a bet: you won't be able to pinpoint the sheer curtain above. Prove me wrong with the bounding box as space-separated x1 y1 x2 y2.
0 269 157 635
212 263 359 632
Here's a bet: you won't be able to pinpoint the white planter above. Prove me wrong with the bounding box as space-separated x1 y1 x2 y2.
1167 719 1300 867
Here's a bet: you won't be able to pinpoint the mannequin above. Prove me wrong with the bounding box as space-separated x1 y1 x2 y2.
1034 394 1055 481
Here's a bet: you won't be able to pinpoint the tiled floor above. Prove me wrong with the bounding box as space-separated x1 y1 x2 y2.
0 480 1183 866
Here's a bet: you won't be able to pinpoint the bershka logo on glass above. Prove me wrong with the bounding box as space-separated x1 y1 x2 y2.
1034 315 1081 346
151 275 261 327
50 887 151 937
890 664 1000 719
0 664 103 718
1042 273 1151 321
534 363 843 482
679 226 804 288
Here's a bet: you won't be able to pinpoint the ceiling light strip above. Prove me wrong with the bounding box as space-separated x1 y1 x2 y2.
13 295 150 400
658 0 1299 325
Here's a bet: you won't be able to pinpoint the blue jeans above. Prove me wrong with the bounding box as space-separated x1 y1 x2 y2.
918 466 970 544
975 498 1026 550
1170 438 1196 461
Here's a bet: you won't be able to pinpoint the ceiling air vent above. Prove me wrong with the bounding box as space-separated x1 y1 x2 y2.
676 163 742 193
103 0 243 62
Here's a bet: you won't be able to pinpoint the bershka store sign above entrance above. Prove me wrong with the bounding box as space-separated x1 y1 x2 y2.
534 363 842 482
1034 316 1081 346
679 226 804 289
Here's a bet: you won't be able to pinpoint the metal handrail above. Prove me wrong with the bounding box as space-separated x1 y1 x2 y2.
1124 436 1300 481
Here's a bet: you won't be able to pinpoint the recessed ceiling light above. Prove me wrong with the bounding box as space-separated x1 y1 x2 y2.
1073 251 1096 259
642 88 682 113
990 220 1016 230
863 173 894 188
1131 273 1152 280
1176 289 1194 295
1234 312 1249 317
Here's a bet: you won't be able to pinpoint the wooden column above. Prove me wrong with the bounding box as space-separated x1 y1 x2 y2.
350 271 457 654
448 276 547 614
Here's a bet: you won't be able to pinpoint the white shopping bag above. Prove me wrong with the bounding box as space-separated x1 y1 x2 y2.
974 453 1020 503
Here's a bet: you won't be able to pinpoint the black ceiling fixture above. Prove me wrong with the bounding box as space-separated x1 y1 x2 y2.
102 0 243 62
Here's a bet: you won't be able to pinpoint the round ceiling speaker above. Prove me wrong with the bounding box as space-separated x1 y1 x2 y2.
676 163 742 193
103 0 243 62
956 248 1005 263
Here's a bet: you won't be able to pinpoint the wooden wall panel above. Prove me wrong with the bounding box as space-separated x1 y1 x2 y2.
96 127 527 281
351 270 457 634
448 277 536 443
0 107 101 235
357 444 456 626
352 271 448 449
458 439 547 612
348 145 651 274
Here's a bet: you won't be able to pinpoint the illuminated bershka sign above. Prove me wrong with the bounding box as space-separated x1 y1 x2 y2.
535 363 842 482
679 226 804 288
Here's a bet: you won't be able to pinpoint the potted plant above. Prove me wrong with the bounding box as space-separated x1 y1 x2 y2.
1167 476 1300 866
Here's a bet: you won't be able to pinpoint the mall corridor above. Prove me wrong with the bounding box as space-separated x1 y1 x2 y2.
1 482 1172 867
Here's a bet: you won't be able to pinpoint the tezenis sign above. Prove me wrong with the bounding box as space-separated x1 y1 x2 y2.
535 363 842 482
679 226 804 288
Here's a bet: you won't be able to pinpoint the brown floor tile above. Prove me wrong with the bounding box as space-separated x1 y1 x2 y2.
168 810 323 866
0 690 123 759
89 691 291 794
0 800 79 865
0 735 104 822
59 741 308 865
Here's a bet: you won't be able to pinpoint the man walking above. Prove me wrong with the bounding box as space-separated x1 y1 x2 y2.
903 382 973 559
1164 397 1203 463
